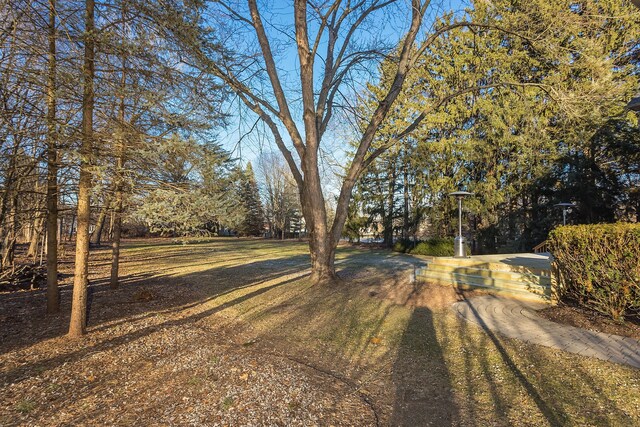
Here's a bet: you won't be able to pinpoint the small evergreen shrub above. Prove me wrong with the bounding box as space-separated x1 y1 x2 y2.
393 239 410 253
410 238 456 257
392 237 457 256
548 223 640 321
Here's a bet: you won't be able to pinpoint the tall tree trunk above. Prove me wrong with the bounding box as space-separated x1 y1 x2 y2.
0 138 21 271
90 194 111 246
301 160 337 284
110 6 127 290
69 0 95 337
1 193 19 270
67 214 75 241
110 187 123 289
107 210 114 240
402 151 410 240
46 0 59 313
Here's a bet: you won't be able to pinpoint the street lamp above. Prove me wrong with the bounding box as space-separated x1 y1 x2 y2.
554 202 575 226
449 191 474 258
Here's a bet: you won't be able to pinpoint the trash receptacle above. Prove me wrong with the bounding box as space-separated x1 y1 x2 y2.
454 236 466 258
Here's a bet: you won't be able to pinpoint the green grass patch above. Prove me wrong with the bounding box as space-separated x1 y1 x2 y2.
15 400 36 414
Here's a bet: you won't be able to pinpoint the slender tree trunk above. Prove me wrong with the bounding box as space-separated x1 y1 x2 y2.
383 158 397 248
67 214 75 241
90 194 111 246
27 215 44 259
110 188 123 289
107 210 114 240
1 194 19 270
110 7 128 290
0 139 21 271
402 150 410 240
46 0 59 313
69 0 95 337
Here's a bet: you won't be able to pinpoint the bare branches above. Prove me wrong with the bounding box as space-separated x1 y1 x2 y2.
330 0 427 244
248 0 306 159
236 91 303 187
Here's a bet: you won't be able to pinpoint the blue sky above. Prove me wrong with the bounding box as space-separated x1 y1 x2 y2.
214 0 471 194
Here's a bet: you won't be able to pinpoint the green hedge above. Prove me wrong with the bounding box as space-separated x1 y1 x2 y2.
548 223 640 321
393 238 456 257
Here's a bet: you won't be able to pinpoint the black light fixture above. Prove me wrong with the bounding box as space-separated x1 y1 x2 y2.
554 202 575 226
449 191 474 257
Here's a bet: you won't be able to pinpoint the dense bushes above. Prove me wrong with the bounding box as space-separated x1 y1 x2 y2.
393 238 456 257
548 223 640 321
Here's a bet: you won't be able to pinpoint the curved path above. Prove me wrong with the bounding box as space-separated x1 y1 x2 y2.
452 296 640 369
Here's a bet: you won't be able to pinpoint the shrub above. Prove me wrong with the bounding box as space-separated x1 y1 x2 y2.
409 238 456 257
548 223 640 321
393 239 410 253
392 237 460 256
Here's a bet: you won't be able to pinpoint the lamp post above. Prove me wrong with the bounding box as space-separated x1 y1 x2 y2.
554 202 575 226
449 191 473 258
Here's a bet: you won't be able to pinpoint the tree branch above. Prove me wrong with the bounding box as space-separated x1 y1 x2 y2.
248 0 306 160
361 81 556 170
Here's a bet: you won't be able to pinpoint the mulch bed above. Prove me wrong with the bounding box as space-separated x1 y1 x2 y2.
538 304 640 340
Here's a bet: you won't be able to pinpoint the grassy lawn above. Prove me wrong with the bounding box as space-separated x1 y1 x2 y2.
0 238 638 426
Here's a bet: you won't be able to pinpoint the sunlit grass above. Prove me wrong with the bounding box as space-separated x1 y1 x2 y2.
125 238 639 426
46 238 640 424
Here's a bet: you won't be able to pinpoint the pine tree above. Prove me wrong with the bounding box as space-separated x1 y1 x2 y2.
350 0 639 252
238 163 264 236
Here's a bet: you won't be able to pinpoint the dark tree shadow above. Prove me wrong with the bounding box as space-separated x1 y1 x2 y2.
0 250 311 356
391 307 459 426
0 273 304 386
456 298 568 426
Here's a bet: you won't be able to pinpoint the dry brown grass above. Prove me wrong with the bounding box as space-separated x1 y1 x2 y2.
1 238 639 426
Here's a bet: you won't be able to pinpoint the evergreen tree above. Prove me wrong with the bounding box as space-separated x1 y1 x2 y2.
131 135 243 236
238 163 264 236
350 0 639 253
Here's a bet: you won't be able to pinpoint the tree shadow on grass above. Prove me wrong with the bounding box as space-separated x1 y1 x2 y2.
451 295 568 426
0 250 311 356
208 255 445 423
449 293 637 426
391 307 459 426
0 272 306 386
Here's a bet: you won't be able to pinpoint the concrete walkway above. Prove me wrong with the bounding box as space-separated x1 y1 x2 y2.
461 253 551 271
452 295 640 369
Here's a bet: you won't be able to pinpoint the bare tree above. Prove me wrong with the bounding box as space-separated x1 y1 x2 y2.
46 0 59 313
159 0 432 283
258 152 301 240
